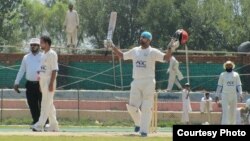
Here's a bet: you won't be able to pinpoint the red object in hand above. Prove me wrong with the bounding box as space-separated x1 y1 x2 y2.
180 29 189 45
173 29 189 45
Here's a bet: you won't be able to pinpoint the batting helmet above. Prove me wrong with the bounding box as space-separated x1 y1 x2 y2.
173 29 189 45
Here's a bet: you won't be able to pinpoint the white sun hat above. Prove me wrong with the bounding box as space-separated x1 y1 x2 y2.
29 38 40 45
223 60 235 69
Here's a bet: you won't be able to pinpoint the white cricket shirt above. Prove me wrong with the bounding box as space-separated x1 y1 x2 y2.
39 49 59 78
64 10 79 33
217 71 242 94
123 46 165 79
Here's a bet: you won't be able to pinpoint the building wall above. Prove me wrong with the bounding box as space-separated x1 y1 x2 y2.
1 53 250 91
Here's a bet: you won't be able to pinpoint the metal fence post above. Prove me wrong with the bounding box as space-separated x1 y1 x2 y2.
77 89 80 122
1 89 3 124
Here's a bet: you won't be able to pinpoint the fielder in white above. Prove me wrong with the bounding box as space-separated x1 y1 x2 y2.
108 31 172 137
63 3 79 51
200 92 213 113
200 92 213 124
32 36 59 132
215 61 243 124
166 55 183 91
181 83 192 124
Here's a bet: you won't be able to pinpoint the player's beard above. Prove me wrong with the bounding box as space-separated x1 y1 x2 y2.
140 39 147 47
225 68 233 72
31 46 39 54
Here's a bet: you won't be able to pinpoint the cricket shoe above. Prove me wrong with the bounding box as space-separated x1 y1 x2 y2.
44 125 59 132
140 132 148 137
134 126 140 132
32 124 43 132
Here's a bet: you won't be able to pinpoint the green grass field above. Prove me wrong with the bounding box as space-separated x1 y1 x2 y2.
0 125 172 141
0 136 171 141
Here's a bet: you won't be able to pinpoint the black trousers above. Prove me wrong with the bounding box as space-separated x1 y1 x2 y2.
25 81 43 124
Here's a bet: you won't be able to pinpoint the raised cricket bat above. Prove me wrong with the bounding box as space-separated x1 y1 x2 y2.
105 11 117 56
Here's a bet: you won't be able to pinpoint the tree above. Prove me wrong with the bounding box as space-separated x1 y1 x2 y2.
0 0 22 44
1 0 250 51
76 0 148 49
20 0 68 46
46 1 68 45
105 0 149 48
139 0 180 49
232 0 250 46
76 0 105 48
179 0 233 50
20 0 48 38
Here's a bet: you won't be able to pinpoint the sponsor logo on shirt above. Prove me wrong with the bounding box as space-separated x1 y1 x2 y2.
226 81 234 86
40 65 46 73
136 60 146 68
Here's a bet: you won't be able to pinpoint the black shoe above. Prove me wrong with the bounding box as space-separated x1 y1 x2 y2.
134 126 140 132
140 132 147 137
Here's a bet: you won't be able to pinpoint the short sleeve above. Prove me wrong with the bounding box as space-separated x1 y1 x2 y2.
50 52 59 71
217 73 223 86
152 49 165 62
236 73 242 86
123 48 135 60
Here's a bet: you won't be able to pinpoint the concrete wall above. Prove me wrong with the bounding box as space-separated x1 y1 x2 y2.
2 89 250 102
1 109 221 124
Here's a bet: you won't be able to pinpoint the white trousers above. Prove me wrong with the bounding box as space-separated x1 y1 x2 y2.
35 77 58 128
182 99 192 122
200 101 213 112
236 108 242 124
66 28 78 47
167 71 183 90
128 78 155 134
221 92 237 124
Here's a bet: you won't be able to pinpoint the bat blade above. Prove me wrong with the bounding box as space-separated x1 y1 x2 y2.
107 12 117 40
105 12 117 56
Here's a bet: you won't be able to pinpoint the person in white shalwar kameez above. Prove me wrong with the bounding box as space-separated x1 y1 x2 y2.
63 4 79 52
181 83 192 124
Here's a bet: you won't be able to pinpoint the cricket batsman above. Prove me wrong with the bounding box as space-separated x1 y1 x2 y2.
165 29 187 91
106 31 172 137
166 54 183 91
215 60 243 124
32 36 59 132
